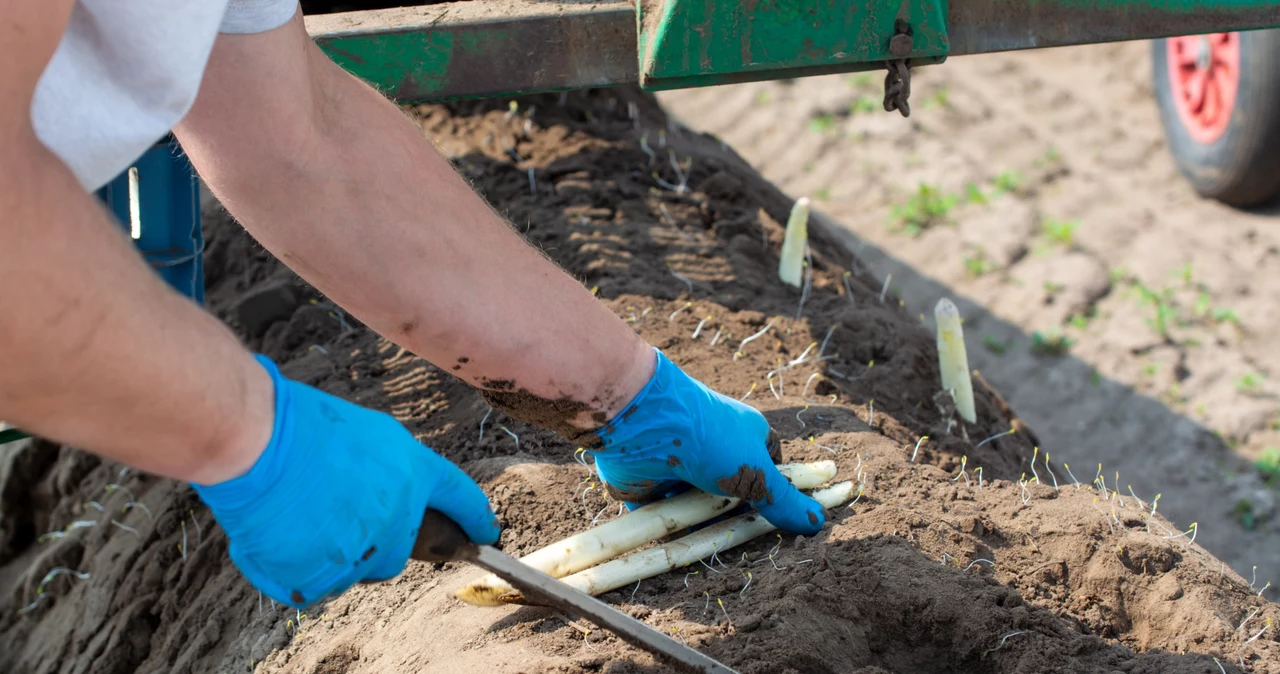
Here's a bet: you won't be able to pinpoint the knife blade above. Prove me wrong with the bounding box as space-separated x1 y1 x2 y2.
412 509 739 674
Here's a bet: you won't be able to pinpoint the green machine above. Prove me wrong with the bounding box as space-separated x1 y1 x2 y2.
306 0 1280 110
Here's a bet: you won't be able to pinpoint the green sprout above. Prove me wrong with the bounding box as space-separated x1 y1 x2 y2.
983 335 1009 355
808 113 838 134
890 183 958 237
814 187 831 201
1031 329 1073 356
1236 372 1265 393
963 250 993 278
1040 218 1079 247
849 96 879 114
992 171 1022 194
963 182 989 206
1255 447 1280 484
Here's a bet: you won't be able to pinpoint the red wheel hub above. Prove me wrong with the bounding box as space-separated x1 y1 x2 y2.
1167 33 1240 144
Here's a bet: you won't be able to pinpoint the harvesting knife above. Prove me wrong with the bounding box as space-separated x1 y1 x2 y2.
412 509 739 674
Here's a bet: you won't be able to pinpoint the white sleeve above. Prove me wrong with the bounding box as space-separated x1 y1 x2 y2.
220 0 299 34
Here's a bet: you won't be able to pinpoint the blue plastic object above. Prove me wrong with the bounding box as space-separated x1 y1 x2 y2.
97 136 204 303
593 348 826 535
193 356 500 609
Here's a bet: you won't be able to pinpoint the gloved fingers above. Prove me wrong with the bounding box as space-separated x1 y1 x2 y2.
750 462 826 535
360 527 417 582
615 479 689 511
424 456 501 545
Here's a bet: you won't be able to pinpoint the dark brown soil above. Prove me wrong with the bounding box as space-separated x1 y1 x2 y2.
1 87 1275 674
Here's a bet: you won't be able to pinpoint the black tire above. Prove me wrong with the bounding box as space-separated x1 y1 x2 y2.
1153 30 1280 208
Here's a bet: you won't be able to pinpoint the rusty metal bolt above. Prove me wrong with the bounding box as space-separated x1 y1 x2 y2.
889 32 913 58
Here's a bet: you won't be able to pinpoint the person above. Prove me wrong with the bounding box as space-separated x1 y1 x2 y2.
1 0 826 609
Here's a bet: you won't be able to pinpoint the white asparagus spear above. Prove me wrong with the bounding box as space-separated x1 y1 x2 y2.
456 461 837 606
778 197 810 287
935 298 976 423
504 481 855 602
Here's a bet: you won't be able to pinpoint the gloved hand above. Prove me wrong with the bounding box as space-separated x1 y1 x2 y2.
193 355 499 609
593 348 826 535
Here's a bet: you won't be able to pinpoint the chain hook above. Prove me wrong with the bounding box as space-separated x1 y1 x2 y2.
883 20 914 118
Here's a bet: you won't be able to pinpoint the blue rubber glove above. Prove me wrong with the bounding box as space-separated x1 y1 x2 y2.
593 349 826 535
194 356 499 609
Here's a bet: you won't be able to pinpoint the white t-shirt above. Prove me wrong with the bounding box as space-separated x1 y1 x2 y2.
31 0 299 191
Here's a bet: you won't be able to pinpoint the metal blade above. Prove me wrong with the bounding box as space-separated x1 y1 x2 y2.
464 544 739 674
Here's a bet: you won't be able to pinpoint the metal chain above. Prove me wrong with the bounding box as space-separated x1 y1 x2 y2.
883 60 912 118
883 22 914 118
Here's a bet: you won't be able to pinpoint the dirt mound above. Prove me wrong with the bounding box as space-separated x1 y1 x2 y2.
1 89 1275 674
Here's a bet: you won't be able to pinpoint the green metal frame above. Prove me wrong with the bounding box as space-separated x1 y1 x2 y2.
305 0 1280 104
636 0 949 91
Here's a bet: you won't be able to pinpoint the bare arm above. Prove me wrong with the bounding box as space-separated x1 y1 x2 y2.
0 2 272 484
174 10 654 439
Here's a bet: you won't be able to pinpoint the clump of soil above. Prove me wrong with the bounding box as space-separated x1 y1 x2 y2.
2 88 1275 674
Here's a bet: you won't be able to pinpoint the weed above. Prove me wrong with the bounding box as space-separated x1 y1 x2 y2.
982 335 1009 355
891 184 958 236
849 95 879 114
1040 218 1078 247
1034 146 1061 167
1236 372 1265 393
1133 283 1178 339
963 182 989 206
754 90 772 106
920 88 950 108
814 187 831 201
1067 313 1092 331
1233 499 1257 531
1090 370 1103 386
1043 281 1065 296
1255 447 1280 483
1213 307 1242 326
808 113 838 134
964 250 993 278
992 171 1022 194
1031 329 1073 356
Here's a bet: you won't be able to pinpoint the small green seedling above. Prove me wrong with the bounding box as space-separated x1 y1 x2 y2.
982 335 1009 355
964 182 989 206
1029 447 1041 484
1030 330 1073 356
890 184 958 237
992 171 1022 195
1255 447 1280 484
963 250 993 278
808 113 838 134
1034 218 1075 248
1236 372 1265 393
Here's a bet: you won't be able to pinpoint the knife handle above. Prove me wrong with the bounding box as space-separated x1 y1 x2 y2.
410 509 472 563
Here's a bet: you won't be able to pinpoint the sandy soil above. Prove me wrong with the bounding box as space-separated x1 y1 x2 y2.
2 73 1279 674
661 40 1280 591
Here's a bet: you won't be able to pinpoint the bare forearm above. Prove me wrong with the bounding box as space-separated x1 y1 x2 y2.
176 22 652 437
0 137 272 484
